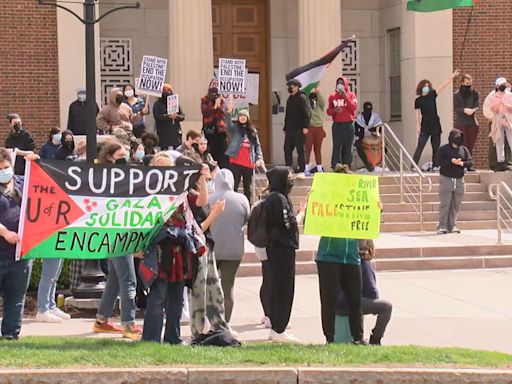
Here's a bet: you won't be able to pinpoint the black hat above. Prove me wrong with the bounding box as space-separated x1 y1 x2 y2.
286 79 302 88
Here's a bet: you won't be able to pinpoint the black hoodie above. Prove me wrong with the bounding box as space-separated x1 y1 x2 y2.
264 166 299 249
55 130 77 161
284 92 311 133
438 129 472 178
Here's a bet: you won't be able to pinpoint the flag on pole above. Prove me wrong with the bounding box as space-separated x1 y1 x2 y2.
407 0 476 12
285 39 352 95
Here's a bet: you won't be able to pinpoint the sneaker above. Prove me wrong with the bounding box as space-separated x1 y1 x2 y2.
35 311 62 323
227 325 239 338
261 316 272 329
123 324 143 340
295 172 306 180
450 227 461 234
304 169 312 177
432 166 440 172
93 321 123 334
352 339 370 346
369 334 381 346
51 308 71 320
269 330 301 344
495 162 506 172
437 228 447 235
316 165 324 173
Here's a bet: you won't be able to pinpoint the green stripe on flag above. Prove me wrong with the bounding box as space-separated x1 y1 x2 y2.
407 0 475 12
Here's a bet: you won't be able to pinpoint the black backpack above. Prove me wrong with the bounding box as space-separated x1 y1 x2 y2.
247 194 272 248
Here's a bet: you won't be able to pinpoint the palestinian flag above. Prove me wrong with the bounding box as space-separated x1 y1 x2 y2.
285 39 352 95
16 160 200 260
407 0 476 12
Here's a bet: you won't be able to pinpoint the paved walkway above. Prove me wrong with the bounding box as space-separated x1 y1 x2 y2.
19 268 512 354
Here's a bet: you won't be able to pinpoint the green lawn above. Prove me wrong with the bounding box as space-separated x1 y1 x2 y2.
1 337 511 369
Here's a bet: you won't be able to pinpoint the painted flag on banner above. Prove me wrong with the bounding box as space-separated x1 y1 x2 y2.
16 160 201 260
407 0 476 12
285 39 352 95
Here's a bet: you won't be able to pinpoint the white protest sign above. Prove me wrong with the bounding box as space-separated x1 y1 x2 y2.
138 55 167 97
219 58 246 96
167 94 179 115
214 68 259 116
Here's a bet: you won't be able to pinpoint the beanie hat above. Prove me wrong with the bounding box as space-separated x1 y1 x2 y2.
238 109 250 119
286 79 302 88
496 77 507 87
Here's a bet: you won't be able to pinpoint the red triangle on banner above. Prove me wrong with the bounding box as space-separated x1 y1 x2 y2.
20 162 85 258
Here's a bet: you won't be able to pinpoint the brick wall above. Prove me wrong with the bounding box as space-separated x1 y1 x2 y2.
453 0 512 168
0 1 59 150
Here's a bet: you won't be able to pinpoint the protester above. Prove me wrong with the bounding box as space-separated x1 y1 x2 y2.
225 109 264 203
0 148 38 339
453 74 479 167
141 155 200 344
264 166 301 343
197 136 215 164
486 78 512 172
123 84 149 138
337 241 392 346
354 102 383 172
283 79 310 178
305 87 326 176
93 141 141 339
153 84 185 150
141 132 159 156
412 70 460 172
96 87 139 134
209 168 250 323
201 79 228 168
55 130 77 161
5 113 36 176
176 129 202 161
39 128 62 160
437 129 472 234
127 139 145 165
67 87 99 135
327 77 358 169
316 164 368 345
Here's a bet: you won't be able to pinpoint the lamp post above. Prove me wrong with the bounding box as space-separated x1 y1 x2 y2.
38 0 140 298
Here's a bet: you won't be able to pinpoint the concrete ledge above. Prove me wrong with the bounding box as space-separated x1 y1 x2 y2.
1 367 512 384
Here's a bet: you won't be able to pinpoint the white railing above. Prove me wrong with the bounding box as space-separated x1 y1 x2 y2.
379 123 432 232
488 182 512 244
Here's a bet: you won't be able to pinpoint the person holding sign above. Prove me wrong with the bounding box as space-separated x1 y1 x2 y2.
201 79 229 168
96 88 140 134
4 113 36 176
153 84 185 150
123 84 149 139
0 148 39 340
225 108 264 204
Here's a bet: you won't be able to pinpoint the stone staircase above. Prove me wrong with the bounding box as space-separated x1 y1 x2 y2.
236 171 512 276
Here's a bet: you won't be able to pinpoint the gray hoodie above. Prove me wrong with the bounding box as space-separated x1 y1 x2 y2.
209 169 250 260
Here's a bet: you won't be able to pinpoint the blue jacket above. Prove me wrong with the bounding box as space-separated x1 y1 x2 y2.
224 114 263 164
336 259 378 315
39 141 60 160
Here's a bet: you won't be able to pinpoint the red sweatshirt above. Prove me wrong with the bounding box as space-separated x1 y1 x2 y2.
326 76 358 123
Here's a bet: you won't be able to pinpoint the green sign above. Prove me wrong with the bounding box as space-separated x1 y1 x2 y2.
304 173 381 239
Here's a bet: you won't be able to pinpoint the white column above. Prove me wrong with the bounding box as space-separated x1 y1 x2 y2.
298 0 342 169
401 0 453 160
168 0 214 135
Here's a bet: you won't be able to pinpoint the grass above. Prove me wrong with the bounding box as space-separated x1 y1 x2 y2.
0 337 511 369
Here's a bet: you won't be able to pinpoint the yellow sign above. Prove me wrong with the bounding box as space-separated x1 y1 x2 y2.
304 173 381 239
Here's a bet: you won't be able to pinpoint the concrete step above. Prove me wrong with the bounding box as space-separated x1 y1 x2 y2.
378 192 492 204
380 220 496 232
236 255 512 277
382 200 496 213
382 210 498 222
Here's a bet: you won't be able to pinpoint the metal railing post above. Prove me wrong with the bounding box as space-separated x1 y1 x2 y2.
419 174 424 232
381 127 386 176
497 184 502 245
399 149 404 203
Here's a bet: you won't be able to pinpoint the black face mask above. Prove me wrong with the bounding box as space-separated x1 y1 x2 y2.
287 86 294 94
452 135 463 147
162 92 171 99
63 141 74 150
12 123 21 133
115 158 127 165
209 87 218 95
498 85 507 92
284 178 294 194
460 85 472 96
115 95 124 104
191 143 200 152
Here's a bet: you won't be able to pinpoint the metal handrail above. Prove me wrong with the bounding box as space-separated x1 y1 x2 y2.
489 182 512 244
379 123 432 231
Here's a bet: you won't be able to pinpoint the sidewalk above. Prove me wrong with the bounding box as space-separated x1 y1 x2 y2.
19 268 512 354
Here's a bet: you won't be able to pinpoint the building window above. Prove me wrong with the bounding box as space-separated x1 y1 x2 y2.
388 28 401 120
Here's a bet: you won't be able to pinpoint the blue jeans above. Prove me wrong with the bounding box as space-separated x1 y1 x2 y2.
142 279 184 344
0 258 32 338
97 255 136 326
37 258 63 312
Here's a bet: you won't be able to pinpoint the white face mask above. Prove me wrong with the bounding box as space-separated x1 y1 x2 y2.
78 93 86 102
336 83 344 92
0 167 14 185
125 90 134 98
